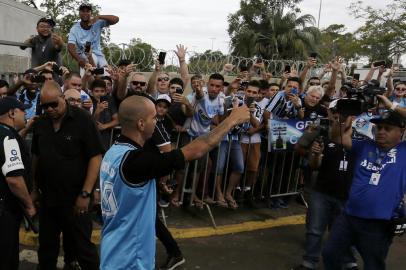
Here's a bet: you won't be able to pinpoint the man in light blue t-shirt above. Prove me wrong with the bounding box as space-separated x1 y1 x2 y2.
322 111 406 270
67 4 119 70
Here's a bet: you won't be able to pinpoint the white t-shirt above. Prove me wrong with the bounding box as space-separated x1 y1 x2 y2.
183 93 224 137
241 98 268 144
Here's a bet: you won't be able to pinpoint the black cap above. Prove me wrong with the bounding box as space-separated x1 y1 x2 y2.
370 111 405 128
0 97 32 115
79 3 92 11
37 17 56 27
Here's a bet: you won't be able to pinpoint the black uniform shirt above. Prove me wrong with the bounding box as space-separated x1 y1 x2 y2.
0 123 31 210
118 135 185 184
32 105 104 207
314 138 354 200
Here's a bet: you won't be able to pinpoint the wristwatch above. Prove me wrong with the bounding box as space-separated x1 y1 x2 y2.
390 103 398 112
80 190 91 198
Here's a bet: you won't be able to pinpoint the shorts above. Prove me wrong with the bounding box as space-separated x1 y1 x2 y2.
241 142 261 172
211 140 244 174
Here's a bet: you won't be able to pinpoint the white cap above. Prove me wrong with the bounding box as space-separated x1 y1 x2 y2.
156 94 171 106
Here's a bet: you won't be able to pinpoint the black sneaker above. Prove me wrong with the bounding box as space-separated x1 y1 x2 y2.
159 255 185 270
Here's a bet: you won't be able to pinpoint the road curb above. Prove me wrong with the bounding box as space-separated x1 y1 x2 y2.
20 214 306 246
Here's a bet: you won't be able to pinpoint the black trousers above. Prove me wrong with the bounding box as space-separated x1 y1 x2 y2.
0 205 22 270
38 206 99 270
156 212 181 257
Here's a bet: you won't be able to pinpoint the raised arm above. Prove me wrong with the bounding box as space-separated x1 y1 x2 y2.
364 64 377 83
175 44 189 87
95 15 119 25
299 58 316 91
67 43 87 68
146 60 160 95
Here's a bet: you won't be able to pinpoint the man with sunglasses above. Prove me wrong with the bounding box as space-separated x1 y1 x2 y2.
32 81 104 270
115 71 148 104
323 111 406 270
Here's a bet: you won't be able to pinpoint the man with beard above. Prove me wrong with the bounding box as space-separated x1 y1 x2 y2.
68 3 119 69
21 17 64 67
32 81 103 270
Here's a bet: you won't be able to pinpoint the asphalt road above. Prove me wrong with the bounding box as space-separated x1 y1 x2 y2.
19 224 406 270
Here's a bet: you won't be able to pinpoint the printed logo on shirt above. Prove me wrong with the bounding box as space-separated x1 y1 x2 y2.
387 149 397 163
360 159 387 172
2 136 24 175
101 181 118 217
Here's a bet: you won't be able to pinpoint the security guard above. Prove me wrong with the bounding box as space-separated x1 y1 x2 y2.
0 97 36 270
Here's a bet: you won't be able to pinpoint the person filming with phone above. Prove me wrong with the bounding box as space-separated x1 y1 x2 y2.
67 4 119 72
21 17 64 68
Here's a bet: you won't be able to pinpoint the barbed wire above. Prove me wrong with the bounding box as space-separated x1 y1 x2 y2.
60 43 342 76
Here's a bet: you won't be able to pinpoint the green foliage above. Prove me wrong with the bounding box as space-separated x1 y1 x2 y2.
189 50 227 74
318 24 362 63
349 0 406 63
227 0 320 60
103 38 156 71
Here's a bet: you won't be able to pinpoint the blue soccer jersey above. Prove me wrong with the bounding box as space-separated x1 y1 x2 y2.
100 142 156 270
345 140 406 220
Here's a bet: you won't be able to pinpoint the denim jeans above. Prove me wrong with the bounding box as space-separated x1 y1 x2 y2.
302 191 356 269
323 213 393 270
212 140 244 174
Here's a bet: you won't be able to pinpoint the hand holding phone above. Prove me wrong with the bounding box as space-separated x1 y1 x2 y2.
84 41 91 53
158 52 166 65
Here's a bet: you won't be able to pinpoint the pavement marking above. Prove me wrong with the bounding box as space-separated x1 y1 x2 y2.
20 214 306 246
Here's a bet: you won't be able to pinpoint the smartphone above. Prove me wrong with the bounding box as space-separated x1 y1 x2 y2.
158 52 166 65
84 41 91 53
91 68 105 75
100 95 109 102
175 87 183 95
284 65 291 73
52 64 62 76
290 87 298 95
245 96 255 106
310 52 318 58
353 73 360 81
373 60 386 67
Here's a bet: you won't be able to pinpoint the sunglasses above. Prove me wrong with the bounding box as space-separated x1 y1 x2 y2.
40 101 59 109
309 82 321 86
67 97 82 104
131 81 146 86
395 87 406 91
157 77 169 82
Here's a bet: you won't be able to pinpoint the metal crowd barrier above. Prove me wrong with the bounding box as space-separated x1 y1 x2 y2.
108 127 304 228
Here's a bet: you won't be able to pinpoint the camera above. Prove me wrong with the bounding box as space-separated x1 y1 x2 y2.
52 64 63 76
91 68 105 75
336 81 386 116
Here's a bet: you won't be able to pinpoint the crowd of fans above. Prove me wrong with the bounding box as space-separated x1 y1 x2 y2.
1 3 406 270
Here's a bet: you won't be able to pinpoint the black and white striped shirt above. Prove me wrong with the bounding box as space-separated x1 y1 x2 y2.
266 91 300 119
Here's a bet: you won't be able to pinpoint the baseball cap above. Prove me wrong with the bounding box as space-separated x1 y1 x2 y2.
0 97 31 115
156 94 171 106
79 3 92 11
370 111 405 128
37 17 56 27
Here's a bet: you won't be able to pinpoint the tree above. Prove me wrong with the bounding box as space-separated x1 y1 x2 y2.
349 0 406 63
318 24 362 63
189 50 227 75
227 0 320 60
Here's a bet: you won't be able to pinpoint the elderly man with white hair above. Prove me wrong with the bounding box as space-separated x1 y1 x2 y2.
298 86 328 120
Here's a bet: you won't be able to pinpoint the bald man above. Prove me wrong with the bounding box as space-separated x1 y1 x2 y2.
64 88 82 108
99 95 250 270
32 81 104 269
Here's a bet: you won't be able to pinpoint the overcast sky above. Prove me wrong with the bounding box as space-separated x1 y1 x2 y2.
98 0 388 54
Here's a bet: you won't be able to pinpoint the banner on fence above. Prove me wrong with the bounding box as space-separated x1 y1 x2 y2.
268 119 313 151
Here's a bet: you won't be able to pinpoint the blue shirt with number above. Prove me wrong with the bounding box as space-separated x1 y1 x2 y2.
345 139 406 220
100 142 156 270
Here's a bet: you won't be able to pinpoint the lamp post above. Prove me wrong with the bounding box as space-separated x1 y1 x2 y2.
318 0 323 29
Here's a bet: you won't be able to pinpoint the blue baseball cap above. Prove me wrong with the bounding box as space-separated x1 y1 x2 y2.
0 96 31 115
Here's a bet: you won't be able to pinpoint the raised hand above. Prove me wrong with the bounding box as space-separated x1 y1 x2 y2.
175 44 187 61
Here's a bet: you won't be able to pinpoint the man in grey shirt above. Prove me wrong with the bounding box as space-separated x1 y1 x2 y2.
21 18 64 67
